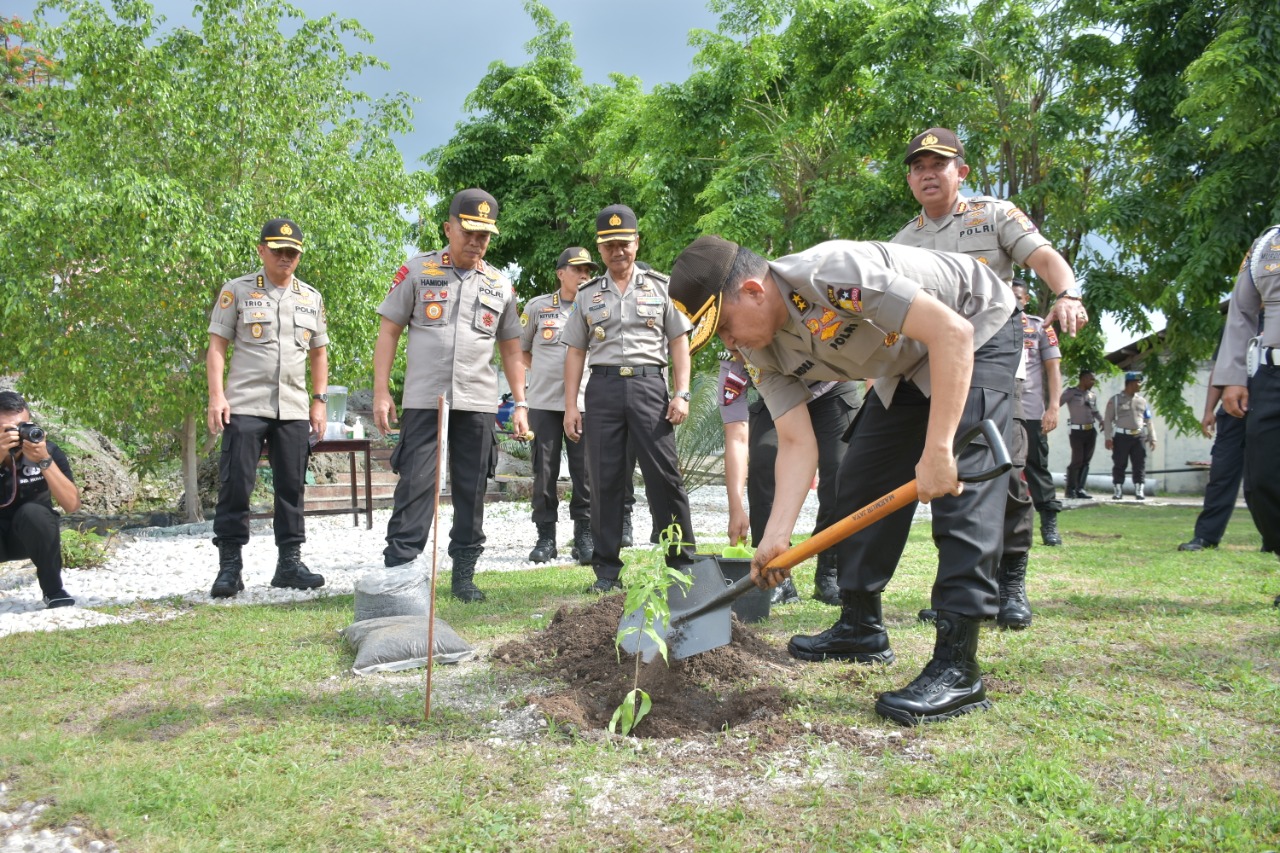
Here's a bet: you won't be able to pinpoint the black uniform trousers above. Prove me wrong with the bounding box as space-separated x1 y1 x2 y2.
1023 420 1062 512
1002 384 1034 560
1244 364 1280 553
746 385 859 546
834 315 1020 618
584 371 695 580
213 414 309 548
1111 434 1146 485
528 407 590 525
1192 407 1246 545
1066 427 1098 494
384 408 492 567
0 502 65 597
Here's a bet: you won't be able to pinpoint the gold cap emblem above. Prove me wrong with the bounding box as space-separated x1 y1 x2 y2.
609 214 622 226
577 249 589 259
922 133 939 146
280 224 293 236
478 201 491 216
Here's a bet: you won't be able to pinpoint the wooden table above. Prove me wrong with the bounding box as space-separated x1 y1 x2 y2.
252 438 375 529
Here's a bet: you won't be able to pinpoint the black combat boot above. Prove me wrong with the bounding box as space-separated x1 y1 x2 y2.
450 550 486 602
875 610 990 725
1040 510 1063 547
620 514 634 548
770 578 801 605
271 544 325 590
996 553 1033 629
211 542 245 598
570 518 594 565
528 523 557 563
787 591 895 663
812 552 841 606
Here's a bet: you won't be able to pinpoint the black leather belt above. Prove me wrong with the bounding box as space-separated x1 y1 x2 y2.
591 365 665 377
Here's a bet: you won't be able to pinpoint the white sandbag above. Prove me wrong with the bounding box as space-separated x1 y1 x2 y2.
353 563 430 622
341 614 474 676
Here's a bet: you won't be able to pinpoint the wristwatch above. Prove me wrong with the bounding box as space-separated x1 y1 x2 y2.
513 401 529 409
1055 287 1083 300
37 457 52 470
312 393 328 403
675 390 692 402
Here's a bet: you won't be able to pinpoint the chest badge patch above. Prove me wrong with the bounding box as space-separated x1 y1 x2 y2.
806 309 840 341
425 303 444 320
251 323 263 339
542 328 556 340
594 326 606 341
482 312 496 328
249 291 265 300
884 332 900 347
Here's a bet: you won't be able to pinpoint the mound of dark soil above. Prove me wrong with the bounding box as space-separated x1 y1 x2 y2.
492 595 797 738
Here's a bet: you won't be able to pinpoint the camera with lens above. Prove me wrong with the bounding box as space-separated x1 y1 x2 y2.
6 422 46 444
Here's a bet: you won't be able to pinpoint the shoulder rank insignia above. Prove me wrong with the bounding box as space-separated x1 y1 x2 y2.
790 292 809 312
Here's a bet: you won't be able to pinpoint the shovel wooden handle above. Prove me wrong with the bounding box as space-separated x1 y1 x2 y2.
762 417 1012 572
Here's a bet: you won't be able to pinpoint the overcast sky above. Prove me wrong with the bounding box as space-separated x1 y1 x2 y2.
10 0 722 166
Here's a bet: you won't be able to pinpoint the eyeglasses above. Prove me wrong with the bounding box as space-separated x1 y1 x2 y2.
269 247 301 260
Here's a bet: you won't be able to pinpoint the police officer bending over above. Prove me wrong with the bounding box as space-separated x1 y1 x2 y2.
207 218 328 598
373 189 528 602
562 204 697 593
669 235 1086 724
0 391 80 608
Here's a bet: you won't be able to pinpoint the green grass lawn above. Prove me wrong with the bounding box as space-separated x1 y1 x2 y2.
2 504 1278 851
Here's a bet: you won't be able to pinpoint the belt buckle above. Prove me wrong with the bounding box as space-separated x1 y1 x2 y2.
619 366 633 377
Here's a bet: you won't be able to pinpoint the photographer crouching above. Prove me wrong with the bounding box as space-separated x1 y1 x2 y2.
0 391 81 608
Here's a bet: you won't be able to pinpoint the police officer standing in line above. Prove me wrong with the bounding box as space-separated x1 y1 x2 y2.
1178 368 1248 551
1104 372 1157 500
669 234 1089 724
207 218 328 598
1061 369 1103 498
717 352 858 606
1215 224 1280 588
1011 280 1065 545
562 204 697 593
520 247 599 565
372 189 529 602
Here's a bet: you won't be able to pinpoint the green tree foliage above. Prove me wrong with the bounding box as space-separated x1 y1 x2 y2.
1097 0 1280 430
0 0 427 519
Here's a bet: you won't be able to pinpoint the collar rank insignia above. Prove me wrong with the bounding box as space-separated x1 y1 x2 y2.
440 253 452 267
291 282 301 294
790 292 809 312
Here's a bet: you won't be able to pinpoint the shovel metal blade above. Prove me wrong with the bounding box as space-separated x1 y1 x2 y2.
618 557 741 664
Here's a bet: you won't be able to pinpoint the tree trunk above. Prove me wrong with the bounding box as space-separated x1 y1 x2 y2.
182 412 204 523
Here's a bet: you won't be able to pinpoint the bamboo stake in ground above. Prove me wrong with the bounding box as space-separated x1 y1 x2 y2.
424 395 450 721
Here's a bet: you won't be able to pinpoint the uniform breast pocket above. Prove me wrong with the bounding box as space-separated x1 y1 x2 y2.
958 233 1000 265
415 297 449 327
587 305 610 328
293 311 317 348
240 315 275 344
472 292 505 336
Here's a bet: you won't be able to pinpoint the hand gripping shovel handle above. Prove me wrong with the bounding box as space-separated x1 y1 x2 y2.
691 418 1012 619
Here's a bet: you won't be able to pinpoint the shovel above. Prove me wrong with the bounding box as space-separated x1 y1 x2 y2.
619 418 1012 663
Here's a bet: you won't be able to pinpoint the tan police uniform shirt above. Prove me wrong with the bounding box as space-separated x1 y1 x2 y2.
739 241 1015 418
1214 224 1280 386
1020 314 1061 420
520 290 585 411
208 270 328 420
1061 386 1102 427
379 250 521 412
1103 392 1156 442
891 195 1051 283
560 268 692 366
